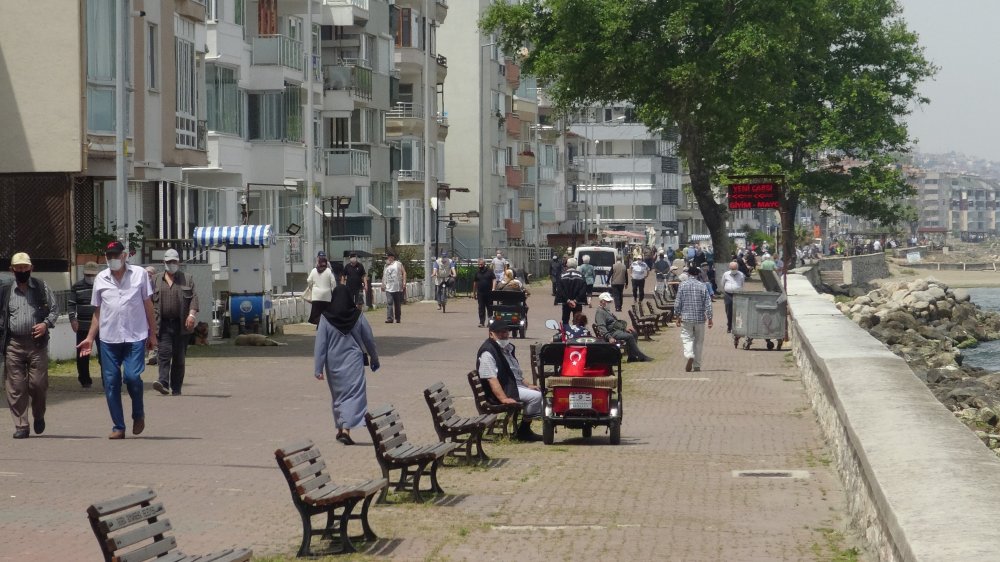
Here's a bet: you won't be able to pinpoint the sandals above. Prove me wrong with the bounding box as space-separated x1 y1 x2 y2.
336 431 355 446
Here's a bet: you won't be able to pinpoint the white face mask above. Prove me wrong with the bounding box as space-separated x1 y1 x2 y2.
495 335 510 345
84 276 95 285
107 258 124 271
350 257 357 263
166 263 179 274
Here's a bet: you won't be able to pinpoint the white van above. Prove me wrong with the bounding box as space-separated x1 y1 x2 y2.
573 246 619 290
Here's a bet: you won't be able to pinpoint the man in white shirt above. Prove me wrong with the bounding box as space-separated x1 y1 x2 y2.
721 261 746 334
78 241 158 439
382 251 406 324
491 251 506 281
630 258 649 303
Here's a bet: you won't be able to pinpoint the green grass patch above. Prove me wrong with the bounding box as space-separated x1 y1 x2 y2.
809 527 860 562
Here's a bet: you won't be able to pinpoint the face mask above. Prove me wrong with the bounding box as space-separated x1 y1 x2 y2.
166 263 180 274
13 271 30 283
108 258 123 271
317 262 327 270
495 335 510 345
84 276 95 285
350 257 357 264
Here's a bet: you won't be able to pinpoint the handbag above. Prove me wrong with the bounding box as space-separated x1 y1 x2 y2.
611 319 628 332
302 284 313 303
561 345 587 377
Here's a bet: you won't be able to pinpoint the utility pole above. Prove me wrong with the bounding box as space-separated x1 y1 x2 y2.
304 0 315 264
115 0 128 239
422 0 434 301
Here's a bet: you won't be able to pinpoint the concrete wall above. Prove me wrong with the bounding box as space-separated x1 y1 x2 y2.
819 253 889 285
787 274 1000 560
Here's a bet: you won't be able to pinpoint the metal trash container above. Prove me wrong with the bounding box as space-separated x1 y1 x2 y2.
732 291 787 350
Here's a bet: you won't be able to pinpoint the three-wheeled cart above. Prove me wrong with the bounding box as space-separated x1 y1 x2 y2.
732 291 787 350
490 290 528 338
536 342 623 445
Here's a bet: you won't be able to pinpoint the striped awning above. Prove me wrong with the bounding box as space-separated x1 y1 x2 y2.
193 225 273 247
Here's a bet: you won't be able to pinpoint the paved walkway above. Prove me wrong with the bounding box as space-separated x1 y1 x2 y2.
0 277 856 561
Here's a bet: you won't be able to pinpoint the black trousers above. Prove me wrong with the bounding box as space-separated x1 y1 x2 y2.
611 330 644 360
724 292 735 331
632 279 645 302
611 284 626 311
157 319 188 394
476 291 493 325
561 304 580 325
75 330 100 386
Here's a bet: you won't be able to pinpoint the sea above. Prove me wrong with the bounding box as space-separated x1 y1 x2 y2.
959 288 1000 372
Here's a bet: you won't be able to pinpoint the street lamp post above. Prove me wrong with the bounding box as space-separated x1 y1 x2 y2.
433 186 470 259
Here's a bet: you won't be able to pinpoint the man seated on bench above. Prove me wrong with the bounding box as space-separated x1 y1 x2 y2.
475 319 543 442
594 292 653 363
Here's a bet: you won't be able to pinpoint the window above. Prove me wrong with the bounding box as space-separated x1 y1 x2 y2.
207 0 220 21
175 16 197 148
395 8 421 48
235 0 245 37
597 206 614 220
145 23 158 90
399 199 424 244
399 138 423 170
87 0 132 132
247 84 303 142
206 64 243 136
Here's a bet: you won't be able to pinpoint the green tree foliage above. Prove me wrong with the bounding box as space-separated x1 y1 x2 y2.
481 0 933 268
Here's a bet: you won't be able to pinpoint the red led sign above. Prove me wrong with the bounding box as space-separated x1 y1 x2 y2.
728 182 780 210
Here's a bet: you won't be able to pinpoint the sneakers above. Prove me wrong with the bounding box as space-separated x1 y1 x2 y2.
33 417 45 435
13 428 29 439
685 358 694 372
153 381 170 395
385 319 394 323
132 417 145 435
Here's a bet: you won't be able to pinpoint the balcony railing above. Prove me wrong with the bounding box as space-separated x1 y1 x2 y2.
505 112 521 137
539 166 555 181
197 120 207 151
327 0 369 8
397 169 425 182
436 114 449 127
505 165 523 187
387 102 424 119
519 185 536 200
323 60 373 100
436 54 447 67
252 34 304 71
323 148 371 177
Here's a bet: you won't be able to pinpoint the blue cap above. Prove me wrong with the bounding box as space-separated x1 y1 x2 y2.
441 251 448 257
317 250 327 258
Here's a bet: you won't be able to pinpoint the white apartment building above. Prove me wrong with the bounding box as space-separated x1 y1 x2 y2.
438 0 532 258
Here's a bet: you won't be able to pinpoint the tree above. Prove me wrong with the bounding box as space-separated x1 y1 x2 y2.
481 0 933 269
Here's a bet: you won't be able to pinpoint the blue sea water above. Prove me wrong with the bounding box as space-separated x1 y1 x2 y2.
960 288 1000 372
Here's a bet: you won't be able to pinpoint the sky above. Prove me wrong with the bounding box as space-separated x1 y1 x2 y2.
898 0 1000 161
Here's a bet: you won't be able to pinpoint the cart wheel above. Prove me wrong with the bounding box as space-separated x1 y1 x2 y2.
542 419 554 445
766 340 775 350
777 339 784 351
582 426 592 438
609 421 621 445
742 339 752 350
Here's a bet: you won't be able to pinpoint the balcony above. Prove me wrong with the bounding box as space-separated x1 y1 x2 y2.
394 46 423 77
397 169 425 183
321 148 370 198
504 58 520 89
517 151 536 167
505 112 521 138
386 102 425 136
539 166 556 182
436 114 449 141
505 165 523 188
322 0 369 26
435 0 448 23
250 34 305 90
436 54 448 82
512 96 537 121
504 218 523 240
323 60 373 102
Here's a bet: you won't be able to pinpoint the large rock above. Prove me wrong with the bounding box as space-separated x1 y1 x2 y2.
953 288 971 302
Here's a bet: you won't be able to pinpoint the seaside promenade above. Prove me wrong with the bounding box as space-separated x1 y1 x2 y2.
0 278 857 561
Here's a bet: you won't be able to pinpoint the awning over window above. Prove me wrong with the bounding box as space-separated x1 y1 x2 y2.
193 225 273 247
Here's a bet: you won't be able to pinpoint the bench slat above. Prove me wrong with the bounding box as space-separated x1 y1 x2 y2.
374 421 406 441
99 503 167 533
137 552 188 562
296 472 331 495
87 488 157 518
112 535 177 562
281 446 321 469
108 518 173 551
190 548 253 562
304 484 357 505
380 433 409 452
274 440 315 459
367 404 396 420
425 382 445 394
289 458 327 482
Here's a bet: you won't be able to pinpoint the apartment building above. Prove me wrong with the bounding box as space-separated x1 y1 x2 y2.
0 0 208 286
907 170 1000 241
438 0 531 258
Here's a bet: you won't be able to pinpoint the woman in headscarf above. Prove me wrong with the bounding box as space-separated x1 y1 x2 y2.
314 285 380 445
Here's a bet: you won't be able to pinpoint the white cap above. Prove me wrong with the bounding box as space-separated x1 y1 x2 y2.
599 292 613 302
163 248 180 262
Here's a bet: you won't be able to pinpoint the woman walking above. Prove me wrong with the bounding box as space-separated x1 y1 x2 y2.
306 251 337 325
314 285 380 444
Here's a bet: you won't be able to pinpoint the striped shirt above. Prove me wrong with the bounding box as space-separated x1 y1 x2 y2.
7 281 57 336
674 277 712 323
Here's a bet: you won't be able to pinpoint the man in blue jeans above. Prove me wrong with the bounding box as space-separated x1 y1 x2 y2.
77 241 158 439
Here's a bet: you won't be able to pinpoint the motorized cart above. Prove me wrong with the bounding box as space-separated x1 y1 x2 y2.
536 335 623 445
490 290 528 338
732 290 787 350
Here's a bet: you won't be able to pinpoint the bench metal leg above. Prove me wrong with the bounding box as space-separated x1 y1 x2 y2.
297 510 313 557
428 459 445 495
337 502 357 554
473 429 489 463
359 494 378 541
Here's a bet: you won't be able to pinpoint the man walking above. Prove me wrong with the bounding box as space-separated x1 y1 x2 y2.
69 261 100 388
491 251 506 282
630 256 649 303
578 255 596 307
78 241 157 439
473 258 496 327
1 252 58 439
721 261 746 333
549 255 563 299
556 258 588 326
382 251 406 324
609 256 628 312
674 266 713 372
343 252 367 308
151 249 199 396
653 252 670 294
432 251 456 311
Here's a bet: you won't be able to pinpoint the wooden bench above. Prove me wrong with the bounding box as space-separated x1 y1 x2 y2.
646 300 673 325
424 382 498 464
467 370 522 439
87 488 251 562
275 440 388 556
628 309 656 341
364 405 460 502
